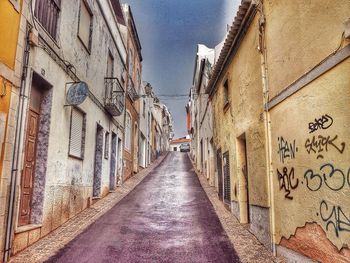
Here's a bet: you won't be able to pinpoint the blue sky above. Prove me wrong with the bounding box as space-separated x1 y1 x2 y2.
121 0 238 137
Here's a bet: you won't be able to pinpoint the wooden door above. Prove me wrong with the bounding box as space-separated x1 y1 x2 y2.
18 109 40 226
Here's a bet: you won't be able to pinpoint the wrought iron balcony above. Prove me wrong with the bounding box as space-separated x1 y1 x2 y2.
104 77 125 116
127 77 140 102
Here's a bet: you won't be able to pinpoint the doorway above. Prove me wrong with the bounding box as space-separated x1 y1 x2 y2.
93 124 103 197
237 133 249 223
18 88 41 226
200 139 203 172
217 148 223 200
18 73 52 226
109 132 117 191
133 122 138 173
117 137 123 184
223 151 231 205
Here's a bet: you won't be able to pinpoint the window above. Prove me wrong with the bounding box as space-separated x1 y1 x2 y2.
125 112 132 151
78 0 92 51
106 52 114 77
223 79 229 107
34 0 61 39
142 100 146 118
69 108 86 159
136 69 140 90
128 49 133 77
104 132 110 159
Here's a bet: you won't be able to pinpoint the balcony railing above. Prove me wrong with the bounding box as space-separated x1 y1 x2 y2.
104 77 125 116
127 77 140 102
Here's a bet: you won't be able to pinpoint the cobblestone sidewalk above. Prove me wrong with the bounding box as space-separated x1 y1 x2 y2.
9 154 168 263
192 163 285 263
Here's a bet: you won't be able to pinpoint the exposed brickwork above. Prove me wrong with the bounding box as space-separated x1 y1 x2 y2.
9 154 167 263
280 222 350 263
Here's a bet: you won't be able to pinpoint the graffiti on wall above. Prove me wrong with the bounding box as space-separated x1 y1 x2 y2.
304 164 349 192
277 136 297 163
308 114 333 133
277 167 299 199
276 114 349 240
318 200 350 237
305 135 345 159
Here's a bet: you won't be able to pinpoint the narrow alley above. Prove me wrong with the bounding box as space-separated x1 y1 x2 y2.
45 152 239 263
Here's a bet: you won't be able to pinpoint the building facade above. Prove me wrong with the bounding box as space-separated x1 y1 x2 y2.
1 0 128 260
190 0 350 262
121 4 142 180
0 0 24 260
0 1 173 261
190 44 215 186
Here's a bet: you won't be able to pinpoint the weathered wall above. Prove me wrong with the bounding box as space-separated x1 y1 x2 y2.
211 14 270 247
11 0 126 255
0 0 23 260
123 99 138 181
264 0 350 99
265 1 350 261
270 59 350 261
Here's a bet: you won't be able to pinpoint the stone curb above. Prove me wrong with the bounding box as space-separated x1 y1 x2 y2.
189 155 286 263
9 153 168 263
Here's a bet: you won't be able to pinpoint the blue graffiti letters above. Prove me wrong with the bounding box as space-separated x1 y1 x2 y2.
319 200 350 237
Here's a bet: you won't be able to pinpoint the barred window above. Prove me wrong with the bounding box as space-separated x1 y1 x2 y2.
69 108 86 159
35 0 61 39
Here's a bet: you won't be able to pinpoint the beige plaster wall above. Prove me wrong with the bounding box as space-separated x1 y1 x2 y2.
212 15 269 208
264 0 350 98
270 58 350 255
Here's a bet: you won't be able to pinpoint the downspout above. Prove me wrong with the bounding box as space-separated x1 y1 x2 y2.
256 0 277 255
3 25 31 262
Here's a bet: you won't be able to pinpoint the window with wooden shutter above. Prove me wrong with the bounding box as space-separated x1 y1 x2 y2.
78 0 93 51
223 151 231 204
34 0 61 39
69 108 86 159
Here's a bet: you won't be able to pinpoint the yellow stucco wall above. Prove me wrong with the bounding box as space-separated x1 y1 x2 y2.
264 0 350 98
270 58 350 251
0 79 12 176
212 15 269 208
0 0 22 70
265 0 350 256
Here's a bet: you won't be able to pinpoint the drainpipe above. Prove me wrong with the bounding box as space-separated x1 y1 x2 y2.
256 1 277 256
3 25 31 262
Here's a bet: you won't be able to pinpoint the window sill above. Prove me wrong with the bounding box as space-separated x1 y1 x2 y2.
68 154 84 161
15 224 42 234
35 19 60 50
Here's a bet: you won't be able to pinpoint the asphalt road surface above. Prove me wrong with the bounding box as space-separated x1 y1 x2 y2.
46 152 240 263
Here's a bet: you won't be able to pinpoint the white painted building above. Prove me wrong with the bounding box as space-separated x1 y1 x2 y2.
170 138 191 152
189 44 216 185
4 0 128 257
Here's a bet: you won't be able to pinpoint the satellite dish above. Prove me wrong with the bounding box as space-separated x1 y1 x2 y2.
66 82 89 106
